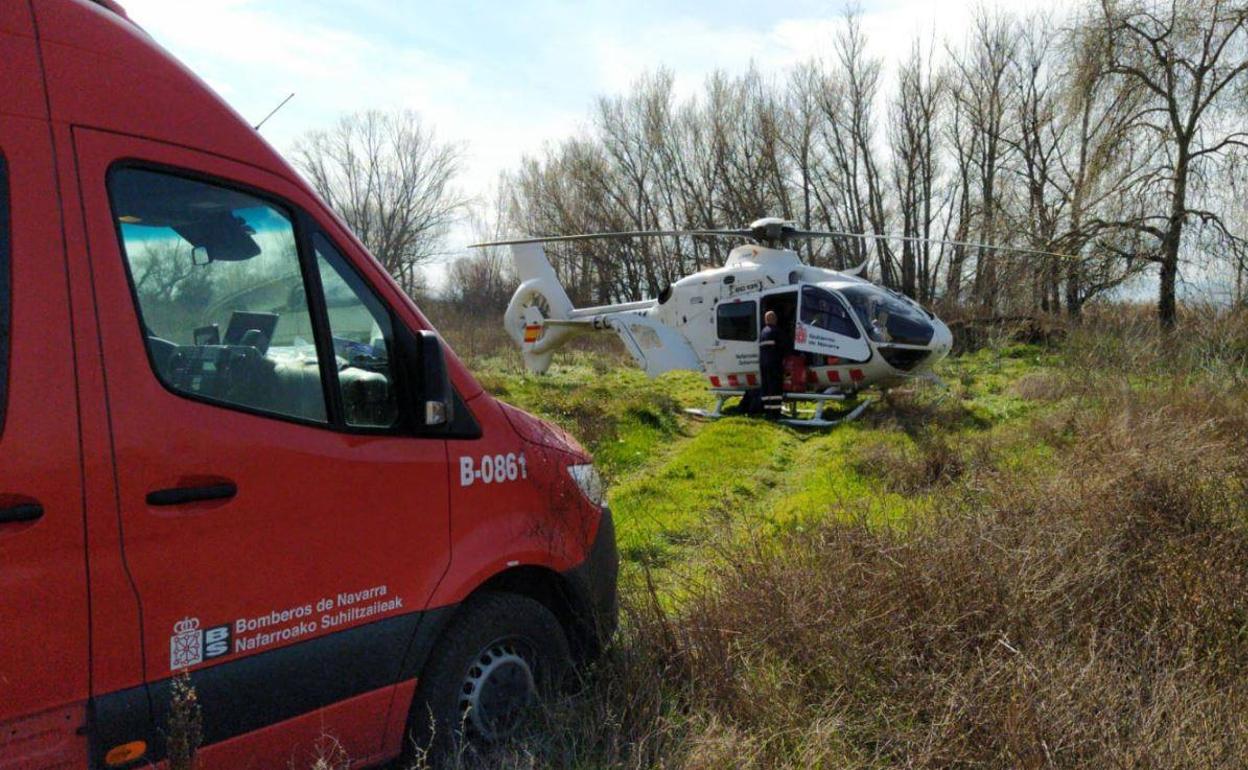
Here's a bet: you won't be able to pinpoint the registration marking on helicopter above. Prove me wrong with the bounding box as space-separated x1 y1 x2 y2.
728 280 763 296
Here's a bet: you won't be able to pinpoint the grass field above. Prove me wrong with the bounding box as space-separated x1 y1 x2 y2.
421 308 1248 770
475 342 1059 587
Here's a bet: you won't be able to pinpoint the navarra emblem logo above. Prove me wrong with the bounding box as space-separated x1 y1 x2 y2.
170 617 203 669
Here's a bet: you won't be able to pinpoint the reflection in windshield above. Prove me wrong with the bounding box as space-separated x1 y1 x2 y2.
800 286 860 338
838 285 934 346
120 205 306 348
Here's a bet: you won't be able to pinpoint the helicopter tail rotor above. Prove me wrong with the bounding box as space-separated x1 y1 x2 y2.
504 243 583 374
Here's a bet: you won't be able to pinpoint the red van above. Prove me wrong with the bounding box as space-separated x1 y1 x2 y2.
0 1 617 767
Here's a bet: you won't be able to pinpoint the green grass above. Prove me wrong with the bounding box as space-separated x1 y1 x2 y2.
610 417 791 566
475 352 710 480
484 343 1063 583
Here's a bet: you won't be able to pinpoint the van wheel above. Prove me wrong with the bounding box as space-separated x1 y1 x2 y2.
408 592 571 763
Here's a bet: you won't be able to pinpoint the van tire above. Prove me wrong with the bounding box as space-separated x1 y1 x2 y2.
406 592 571 765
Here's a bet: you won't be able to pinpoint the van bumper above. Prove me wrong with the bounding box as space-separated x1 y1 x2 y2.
563 505 619 654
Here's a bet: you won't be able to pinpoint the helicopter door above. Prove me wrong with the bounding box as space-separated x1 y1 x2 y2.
711 298 760 382
795 285 871 363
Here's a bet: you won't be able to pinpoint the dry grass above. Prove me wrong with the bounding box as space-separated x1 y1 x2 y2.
435 307 1248 770
167 672 202 770
641 386 1248 768
423 298 633 372
850 433 970 495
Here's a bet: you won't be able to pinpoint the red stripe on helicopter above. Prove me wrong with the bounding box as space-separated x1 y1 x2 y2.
709 373 762 388
827 369 841 383
850 368 865 382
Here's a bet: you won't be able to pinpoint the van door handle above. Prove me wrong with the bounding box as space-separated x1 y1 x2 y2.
0 502 43 524
146 482 237 506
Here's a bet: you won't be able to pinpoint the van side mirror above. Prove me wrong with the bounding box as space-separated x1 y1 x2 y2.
395 324 454 430
417 330 452 427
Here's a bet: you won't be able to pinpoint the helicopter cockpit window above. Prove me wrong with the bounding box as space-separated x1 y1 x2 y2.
838 285 934 346
717 300 757 342
109 167 328 422
800 286 859 338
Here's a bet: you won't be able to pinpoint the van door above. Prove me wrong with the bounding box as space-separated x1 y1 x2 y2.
794 285 871 363
72 128 451 765
0 119 90 762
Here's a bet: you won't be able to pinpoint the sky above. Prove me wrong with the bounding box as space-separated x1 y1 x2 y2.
119 0 1075 288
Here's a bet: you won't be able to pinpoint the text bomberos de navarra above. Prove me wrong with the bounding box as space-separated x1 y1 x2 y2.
233 584 402 653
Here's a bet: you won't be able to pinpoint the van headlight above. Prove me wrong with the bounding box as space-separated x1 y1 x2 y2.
567 464 605 506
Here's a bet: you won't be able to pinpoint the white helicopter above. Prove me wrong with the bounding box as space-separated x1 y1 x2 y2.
470 218 1057 427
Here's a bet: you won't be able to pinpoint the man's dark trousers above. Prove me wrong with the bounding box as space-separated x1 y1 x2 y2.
759 323 783 419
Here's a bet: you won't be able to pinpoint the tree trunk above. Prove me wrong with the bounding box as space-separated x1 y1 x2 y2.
1158 148 1189 331
1065 260 1083 319
1158 253 1178 329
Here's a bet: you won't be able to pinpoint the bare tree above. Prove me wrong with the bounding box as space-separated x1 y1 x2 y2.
1004 11 1149 316
449 189 516 312
949 10 1021 311
1226 155 1248 305
493 1 1248 320
293 109 465 296
890 39 946 301
1100 0 1248 328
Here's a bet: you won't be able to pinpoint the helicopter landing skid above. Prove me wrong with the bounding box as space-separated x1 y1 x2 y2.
683 387 746 420
779 396 873 429
685 388 873 429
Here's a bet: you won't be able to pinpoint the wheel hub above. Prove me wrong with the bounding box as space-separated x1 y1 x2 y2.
458 640 536 741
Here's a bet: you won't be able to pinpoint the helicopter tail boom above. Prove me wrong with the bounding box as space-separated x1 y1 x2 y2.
504 242 700 376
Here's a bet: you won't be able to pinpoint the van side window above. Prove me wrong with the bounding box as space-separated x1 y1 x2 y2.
313 233 399 428
0 154 9 434
108 167 328 422
717 300 757 342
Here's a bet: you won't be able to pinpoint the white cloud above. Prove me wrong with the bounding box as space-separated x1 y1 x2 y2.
119 0 1078 291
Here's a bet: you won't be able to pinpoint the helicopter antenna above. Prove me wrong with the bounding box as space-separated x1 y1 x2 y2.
254 92 295 132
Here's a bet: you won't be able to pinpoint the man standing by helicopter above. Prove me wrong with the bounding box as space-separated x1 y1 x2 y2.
759 310 784 419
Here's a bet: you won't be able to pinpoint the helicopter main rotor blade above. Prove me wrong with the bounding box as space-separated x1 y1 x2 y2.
471 224 1083 261
468 229 750 248
793 230 1081 261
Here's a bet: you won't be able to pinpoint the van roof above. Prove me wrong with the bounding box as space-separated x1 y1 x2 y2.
38 0 289 175
87 0 128 18
33 0 485 400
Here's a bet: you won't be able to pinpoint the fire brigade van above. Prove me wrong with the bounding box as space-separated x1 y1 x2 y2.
0 1 618 766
